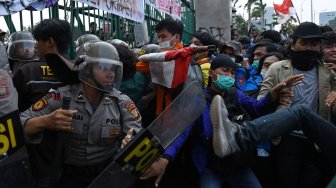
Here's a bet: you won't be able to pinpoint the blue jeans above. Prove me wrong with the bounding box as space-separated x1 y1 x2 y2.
244 105 336 168
200 167 262 188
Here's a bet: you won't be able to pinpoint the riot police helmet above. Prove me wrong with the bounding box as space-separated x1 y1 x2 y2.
107 39 130 49
138 44 161 57
75 34 100 54
77 41 123 92
7 31 37 61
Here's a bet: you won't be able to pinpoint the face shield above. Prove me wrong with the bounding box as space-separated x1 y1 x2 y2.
78 57 123 92
75 34 100 54
7 39 37 61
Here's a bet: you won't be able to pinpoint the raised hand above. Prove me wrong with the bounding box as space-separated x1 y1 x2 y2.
325 91 336 107
270 74 304 103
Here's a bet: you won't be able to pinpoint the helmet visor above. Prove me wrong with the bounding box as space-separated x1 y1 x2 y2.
8 40 37 61
78 57 123 92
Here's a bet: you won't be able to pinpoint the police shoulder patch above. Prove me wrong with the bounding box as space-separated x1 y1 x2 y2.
32 98 48 111
124 99 140 120
46 92 61 101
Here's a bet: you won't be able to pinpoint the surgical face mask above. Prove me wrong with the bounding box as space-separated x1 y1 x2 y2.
213 74 235 91
159 35 177 49
260 68 268 78
251 60 260 70
189 43 197 48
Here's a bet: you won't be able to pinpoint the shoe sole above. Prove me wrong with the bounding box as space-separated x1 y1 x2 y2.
210 95 231 158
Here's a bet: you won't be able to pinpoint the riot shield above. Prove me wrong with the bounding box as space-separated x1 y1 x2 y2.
0 110 34 188
89 81 206 188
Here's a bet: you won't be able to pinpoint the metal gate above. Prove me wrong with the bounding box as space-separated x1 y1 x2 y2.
2 0 195 58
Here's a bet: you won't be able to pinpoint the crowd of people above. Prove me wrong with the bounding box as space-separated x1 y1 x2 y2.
0 17 336 188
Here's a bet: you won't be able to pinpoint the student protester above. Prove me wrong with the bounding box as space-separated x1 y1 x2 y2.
258 22 336 188
322 32 336 67
238 36 252 55
210 96 336 175
191 31 218 87
134 18 209 187
141 54 303 188
112 42 150 109
236 42 277 97
258 52 285 79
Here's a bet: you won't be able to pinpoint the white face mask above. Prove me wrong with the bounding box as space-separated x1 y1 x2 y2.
159 35 176 49
189 43 197 47
261 68 268 78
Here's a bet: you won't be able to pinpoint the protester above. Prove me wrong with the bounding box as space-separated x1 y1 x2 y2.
258 22 336 188
258 52 284 78
236 42 277 97
210 96 336 172
191 31 218 87
141 54 303 188
322 32 336 66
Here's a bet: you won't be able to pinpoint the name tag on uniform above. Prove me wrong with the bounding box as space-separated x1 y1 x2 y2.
101 127 121 144
72 113 84 135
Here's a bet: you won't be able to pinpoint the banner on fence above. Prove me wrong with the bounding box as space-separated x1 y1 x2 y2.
75 0 145 23
145 0 181 20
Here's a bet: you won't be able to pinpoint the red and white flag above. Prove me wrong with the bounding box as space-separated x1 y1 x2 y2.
273 0 296 24
138 47 195 88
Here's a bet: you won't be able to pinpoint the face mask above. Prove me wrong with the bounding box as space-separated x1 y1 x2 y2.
159 35 176 49
251 60 259 70
291 50 320 71
213 74 235 91
260 68 268 78
189 43 197 48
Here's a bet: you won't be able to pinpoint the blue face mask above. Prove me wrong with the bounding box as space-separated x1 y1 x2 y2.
251 60 260 70
213 74 235 91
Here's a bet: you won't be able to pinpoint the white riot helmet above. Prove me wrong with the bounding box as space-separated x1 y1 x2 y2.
77 41 123 92
75 34 100 54
7 31 37 61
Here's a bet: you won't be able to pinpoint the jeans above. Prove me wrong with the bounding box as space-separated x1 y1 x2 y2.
244 105 336 169
239 105 336 188
200 167 262 188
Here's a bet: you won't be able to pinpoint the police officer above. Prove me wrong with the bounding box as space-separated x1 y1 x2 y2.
21 41 142 187
0 69 34 188
7 31 38 73
75 34 100 55
9 31 62 113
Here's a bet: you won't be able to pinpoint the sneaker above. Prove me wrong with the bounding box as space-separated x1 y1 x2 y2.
210 95 240 158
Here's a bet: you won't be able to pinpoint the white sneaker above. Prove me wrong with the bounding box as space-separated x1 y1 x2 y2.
210 95 240 158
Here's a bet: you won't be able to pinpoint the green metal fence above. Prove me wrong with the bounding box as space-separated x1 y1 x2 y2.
2 0 195 58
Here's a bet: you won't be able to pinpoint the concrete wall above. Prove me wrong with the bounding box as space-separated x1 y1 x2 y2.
194 0 231 42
